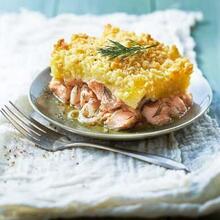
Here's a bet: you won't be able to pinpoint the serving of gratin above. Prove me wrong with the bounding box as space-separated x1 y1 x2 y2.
49 24 193 130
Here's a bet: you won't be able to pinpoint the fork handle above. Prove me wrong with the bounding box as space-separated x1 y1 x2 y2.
59 142 190 172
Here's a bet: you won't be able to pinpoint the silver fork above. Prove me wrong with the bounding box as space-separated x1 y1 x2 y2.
0 101 190 172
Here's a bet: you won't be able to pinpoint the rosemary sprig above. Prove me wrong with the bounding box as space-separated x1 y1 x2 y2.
98 40 158 59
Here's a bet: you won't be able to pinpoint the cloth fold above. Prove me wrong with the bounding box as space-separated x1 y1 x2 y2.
0 9 220 219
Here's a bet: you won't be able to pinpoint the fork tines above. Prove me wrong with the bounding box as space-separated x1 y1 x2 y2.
0 102 45 143
0 101 70 152
0 101 57 145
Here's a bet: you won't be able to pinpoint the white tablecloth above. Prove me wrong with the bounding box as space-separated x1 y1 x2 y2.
1 9 220 219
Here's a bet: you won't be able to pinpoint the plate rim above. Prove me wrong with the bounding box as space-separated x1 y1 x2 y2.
28 67 213 140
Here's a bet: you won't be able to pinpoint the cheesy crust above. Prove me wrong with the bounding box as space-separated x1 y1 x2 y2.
51 24 193 108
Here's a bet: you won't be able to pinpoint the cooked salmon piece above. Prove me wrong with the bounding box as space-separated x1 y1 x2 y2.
88 80 122 112
49 79 71 103
69 82 100 124
70 82 99 108
80 98 100 117
78 98 100 124
142 93 192 126
180 93 193 108
142 101 172 126
80 84 97 107
87 80 105 101
169 96 187 117
87 80 140 129
105 108 139 130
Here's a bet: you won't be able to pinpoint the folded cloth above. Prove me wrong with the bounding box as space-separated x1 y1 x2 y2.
1 9 220 220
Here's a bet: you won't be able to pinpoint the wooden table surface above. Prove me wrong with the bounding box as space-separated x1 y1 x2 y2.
0 0 220 219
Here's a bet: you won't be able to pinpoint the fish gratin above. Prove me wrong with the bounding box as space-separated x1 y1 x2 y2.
49 24 193 130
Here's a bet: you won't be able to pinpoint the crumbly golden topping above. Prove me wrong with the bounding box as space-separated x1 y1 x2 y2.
51 24 193 108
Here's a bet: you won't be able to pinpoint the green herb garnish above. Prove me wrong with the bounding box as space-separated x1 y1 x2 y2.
98 40 158 59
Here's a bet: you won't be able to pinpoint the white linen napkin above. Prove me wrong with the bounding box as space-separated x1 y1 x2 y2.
1 9 220 219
